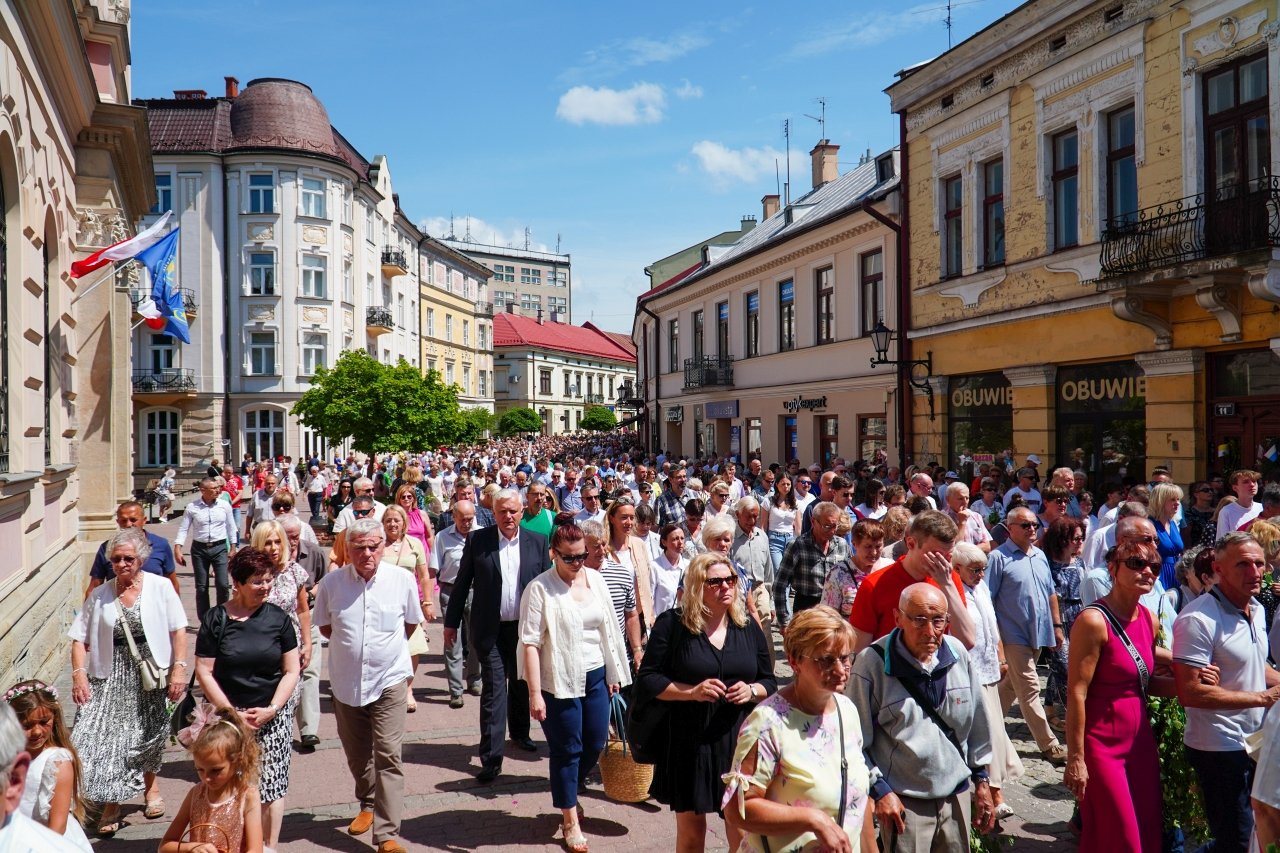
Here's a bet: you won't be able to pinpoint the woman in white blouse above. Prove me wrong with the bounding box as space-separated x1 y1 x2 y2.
520 519 631 853
652 523 690 616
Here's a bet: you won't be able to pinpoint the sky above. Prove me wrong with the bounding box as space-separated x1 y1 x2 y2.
131 0 1024 333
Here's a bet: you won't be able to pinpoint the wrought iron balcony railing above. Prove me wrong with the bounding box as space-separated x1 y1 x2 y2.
684 355 734 390
366 305 394 335
1100 176 1280 277
132 368 196 393
130 287 198 316
381 248 409 275
585 393 606 405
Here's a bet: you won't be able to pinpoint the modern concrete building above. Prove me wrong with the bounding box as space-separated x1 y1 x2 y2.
493 313 636 435
419 236 495 412
133 77 425 483
634 141 902 466
440 237 572 322
0 0 155 686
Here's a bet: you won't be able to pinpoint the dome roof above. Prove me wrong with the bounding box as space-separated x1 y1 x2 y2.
227 78 343 161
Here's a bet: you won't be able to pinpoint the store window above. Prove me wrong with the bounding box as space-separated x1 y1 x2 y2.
858 415 887 464
783 417 799 464
817 416 838 467
244 408 285 460
746 418 762 460
1056 362 1146 483
948 373 1013 476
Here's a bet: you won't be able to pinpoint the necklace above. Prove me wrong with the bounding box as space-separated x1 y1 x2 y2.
114 576 140 594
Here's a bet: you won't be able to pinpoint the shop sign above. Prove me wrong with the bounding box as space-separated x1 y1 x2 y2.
972 453 995 464
1214 402 1237 417
784 394 828 413
665 406 684 423
705 400 739 419
1057 362 1146 414
950 373 1013 417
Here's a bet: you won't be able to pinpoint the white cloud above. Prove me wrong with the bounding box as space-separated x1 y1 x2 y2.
789 2 964 57
556 83 667 126
674 79 703 100
689 141 807 190
565 32 709 80
417 215 551 253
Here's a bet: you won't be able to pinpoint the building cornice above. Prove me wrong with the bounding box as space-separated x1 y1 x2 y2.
79 101 155 219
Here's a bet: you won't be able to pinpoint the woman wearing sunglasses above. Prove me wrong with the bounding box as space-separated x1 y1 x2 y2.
519 518 630 853
1064 541 1175 852
636 553 776 853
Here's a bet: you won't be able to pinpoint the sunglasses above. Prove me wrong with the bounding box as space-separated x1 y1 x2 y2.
354 508 373 517
556 551 589 564
1012 522 1037 530
704 575 739 589
1121 558 1161 573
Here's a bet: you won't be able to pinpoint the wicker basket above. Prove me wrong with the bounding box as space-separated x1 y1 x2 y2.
181 822 231 853
598 736 653 803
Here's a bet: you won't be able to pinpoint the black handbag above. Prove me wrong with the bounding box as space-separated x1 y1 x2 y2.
171 605 226 739
625 612 687 764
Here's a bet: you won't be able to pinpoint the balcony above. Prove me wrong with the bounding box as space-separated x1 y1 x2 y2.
585 393 606 405
617 381 644 408
130 287 199 320
366 305 394 337
474 300 494 318
684 355 734 390
381 247 409 277
1100 177 1280 278
132 368 196 397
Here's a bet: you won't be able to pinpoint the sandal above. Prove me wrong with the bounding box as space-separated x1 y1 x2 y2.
561 820 588 853
96 804 123 836
144 796 166 819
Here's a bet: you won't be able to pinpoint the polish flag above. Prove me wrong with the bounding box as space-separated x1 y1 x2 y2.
70 211 173 278
136 296 167 330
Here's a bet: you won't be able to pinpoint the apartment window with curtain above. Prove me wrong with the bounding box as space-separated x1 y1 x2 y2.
445 315 454 341
248 332 277 375
778 280 795 351
716 302 730 357
300 177 326 218
692 310 704 361
300 255 326 298
744 291 759 357
982 159 1005 267
815 267 834 344
860 250 884 335
1204 53 1269 196
1052 129 1079 247
667 319 679 372
426 308 435 337
943 175 963 277
248 251 275 295
463 320 470 346
1107 106 1138 226
342 260 353 302
301 333 327 375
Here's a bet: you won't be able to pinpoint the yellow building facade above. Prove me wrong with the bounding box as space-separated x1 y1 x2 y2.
889 0 1278 484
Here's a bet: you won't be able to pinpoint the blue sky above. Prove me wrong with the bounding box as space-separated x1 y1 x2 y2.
132 0 1022 333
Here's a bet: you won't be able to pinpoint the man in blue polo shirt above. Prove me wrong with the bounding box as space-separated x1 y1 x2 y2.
85 500 178 596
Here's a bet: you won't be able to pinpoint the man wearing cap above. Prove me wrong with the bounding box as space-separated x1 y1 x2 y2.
937 470 962 506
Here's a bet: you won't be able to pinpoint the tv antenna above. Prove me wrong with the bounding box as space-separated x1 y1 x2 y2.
803 97 828 141
447 213 456 240
945 0 953 49
783 119 791 206
523 227 531 250
556 233 562 254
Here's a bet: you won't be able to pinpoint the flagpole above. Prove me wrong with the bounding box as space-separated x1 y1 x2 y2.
69 258 132 305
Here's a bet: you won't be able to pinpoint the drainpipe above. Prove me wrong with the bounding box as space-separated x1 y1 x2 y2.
862 199 906 465
896 112 913 467
639 303 661 452
221 163 233 460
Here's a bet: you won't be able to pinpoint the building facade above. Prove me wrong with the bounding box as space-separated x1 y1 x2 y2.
493 313 636 435
134 77 425 484
440 237 572 322
643 215 759 292
634 142 902 467
889 0 1278 484
1 0 154 686
418 236 495 412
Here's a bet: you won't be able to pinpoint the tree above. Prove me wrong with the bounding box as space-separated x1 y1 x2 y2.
496 407 543 437
456 408 494 444
580 405 618 432
291 350 472 453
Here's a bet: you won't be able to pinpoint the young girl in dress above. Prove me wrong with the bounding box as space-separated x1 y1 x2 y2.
4 680 92 851
161 705 264 853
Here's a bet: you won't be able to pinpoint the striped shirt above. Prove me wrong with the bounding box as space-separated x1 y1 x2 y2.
597 558 637 638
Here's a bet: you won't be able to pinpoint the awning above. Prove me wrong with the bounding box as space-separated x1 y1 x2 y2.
615 412 643 430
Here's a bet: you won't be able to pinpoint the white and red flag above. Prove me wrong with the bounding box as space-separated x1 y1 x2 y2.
70 211 173 278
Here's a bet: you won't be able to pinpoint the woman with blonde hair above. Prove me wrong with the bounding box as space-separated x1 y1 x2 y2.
636 553 776 853
605 497 657 629
382 503 432 712
1150 482 1185 590
393 483 435 561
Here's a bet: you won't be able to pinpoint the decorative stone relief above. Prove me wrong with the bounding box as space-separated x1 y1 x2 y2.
343 309 354 332
1247 267 1280 304
1111 293 1171 350
1192 12 1269 56
74 208 127 248
301 224 327 245
342 232 352 254
1193 278 1242 342
1135 349 1203 377
302 306 328 324
938 268 1007 307
248 305 275 321
248 224 273 242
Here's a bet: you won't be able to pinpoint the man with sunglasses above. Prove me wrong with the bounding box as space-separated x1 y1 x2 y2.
332 476 386 534
985 506 1067 761
554 471 583 513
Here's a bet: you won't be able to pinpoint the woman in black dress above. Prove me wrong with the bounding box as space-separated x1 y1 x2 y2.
637 552 776 852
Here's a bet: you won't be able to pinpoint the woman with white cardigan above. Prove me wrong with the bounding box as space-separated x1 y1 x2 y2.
520 516 631 853
69 528 187 834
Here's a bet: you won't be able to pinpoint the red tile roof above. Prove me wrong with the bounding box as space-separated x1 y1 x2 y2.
494 313 636 364
583 321 637 357
636 259 703 300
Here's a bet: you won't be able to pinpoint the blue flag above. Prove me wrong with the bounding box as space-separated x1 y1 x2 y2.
136 228 189 343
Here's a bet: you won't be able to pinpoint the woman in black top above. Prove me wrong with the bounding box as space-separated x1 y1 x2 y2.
326 478 354 533
636 552 776 853
195 547 299 851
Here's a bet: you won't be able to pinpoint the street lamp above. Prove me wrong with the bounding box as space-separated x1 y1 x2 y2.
868 320 935 421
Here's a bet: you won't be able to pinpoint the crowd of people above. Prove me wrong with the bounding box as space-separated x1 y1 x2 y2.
3 437 1280 852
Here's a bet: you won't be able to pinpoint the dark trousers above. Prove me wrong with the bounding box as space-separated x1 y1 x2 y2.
307 491 324 519
1185 746 1254 853
191 540 230 620
479 620 530 771
541 666 609 809
793 592 822 613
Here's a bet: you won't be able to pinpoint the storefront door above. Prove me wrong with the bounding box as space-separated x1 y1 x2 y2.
1209 349 1280 480
818 416 838 467
783 417 798 465
1056 362 1147 483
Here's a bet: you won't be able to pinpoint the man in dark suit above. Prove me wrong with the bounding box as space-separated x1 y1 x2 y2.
444 488 549 782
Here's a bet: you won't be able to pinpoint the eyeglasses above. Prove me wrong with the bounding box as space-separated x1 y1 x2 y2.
965 565 987 574
583 494 600 502
903 614 950 630
1128 535 1157 544
808 653 854 671
556 551 589 564
1121 558 1161 573
1070 535 1086 542
1012 522 1037 530
704 575 739 589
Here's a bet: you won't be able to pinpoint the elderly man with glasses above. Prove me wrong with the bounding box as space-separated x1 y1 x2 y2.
573 484 607 526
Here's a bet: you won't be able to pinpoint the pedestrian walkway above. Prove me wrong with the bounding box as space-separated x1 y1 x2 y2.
91 513 1075 851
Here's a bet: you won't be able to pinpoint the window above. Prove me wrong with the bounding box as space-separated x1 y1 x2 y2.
778 280 795 352
300 177 326 218
716 301 730 356
667 319 679 372
427 308 435 337
493 263 515 282
943 175 963 277
396 295 405 327
445 361 455 384
859 415 888 462
248 173 274 213
248 252 275 295
860 250 884 335
301 333 326 375
1106 107 1138 226
1204 54 1269 196
550 269 568 287
549 296 568 314
692 310 704 361
521 293 541 312
364 204 375 242
152 174 173 215
564 371 572 395
462 320 470 346
143 410 180 467
342 260 353 302
520 267 542 285
426 357 437 376
300 255 326 298
150 334 176 373
248 331 276 375
479 371 488 396
745 292 759 357
478 324 487 349
365 273 374 306
445 315 454 341
463 365 471 393
982 159 1005 267
815 267 834 344
342 190 352 225
244 408 284 460
1052 129 1079 247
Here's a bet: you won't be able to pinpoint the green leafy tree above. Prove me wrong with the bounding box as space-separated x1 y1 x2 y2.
496 407 543 437
456 408 495 444
291 350 470 453
580 405 618 432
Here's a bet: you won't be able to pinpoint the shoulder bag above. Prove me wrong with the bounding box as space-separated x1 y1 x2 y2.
760 700 848 853
118 590 166 691
625 612 686 764
170 606 227 738
1085 602 1150 702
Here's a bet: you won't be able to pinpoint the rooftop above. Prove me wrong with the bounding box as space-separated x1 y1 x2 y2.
493 313 636 364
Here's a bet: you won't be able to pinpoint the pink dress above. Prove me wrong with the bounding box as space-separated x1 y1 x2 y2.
405 508 431 563
186 782 245 852
1081 605 1162 852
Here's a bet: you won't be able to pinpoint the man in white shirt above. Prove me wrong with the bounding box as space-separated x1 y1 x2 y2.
174 478 239 619
313 518 422 852
1218 470 1262 539
945 483 992 553
573 484 607 526
794 472 817 516
245 473 280 539
434 501 482 707
909 472 939 510
332 476 387 534
303 465 328 520
1003 468 1042 514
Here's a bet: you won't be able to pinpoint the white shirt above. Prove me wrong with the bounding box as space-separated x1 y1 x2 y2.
498 529 523 621
68 572 187 677
0 812 90 853
332 500 387 533
963 581 1001 685
305 472 327 494
1082 523 1117 570
176 498 238 546
312 562 423 707
1218 501 1262 539
248 489 278 529
432 525 469 584
795 491 816 515
573 508 606 526
853 503 887 521
651 552 687 616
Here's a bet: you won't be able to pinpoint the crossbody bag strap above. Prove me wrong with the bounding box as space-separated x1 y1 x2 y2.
119 599 145 664
893 663 965 759
1086 602 1149 701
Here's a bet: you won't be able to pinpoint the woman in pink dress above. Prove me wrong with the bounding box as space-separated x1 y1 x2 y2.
1064 540 1174 852
394 485 434 562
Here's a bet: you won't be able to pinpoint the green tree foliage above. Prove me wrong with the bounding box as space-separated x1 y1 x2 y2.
496 407 543 437
291 350 480 453
580 405 618 432
457 408 495 445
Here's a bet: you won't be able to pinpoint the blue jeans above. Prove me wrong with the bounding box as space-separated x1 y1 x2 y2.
767 531 793 575
1185 746 1254 853
541 666 609 809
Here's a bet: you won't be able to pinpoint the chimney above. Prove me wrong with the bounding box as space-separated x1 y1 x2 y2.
224 76 239 98
537 307 544 324
761 194 780 220
173 89 208 100
740 215 756 234
811 139 840 189
505 303 516 314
